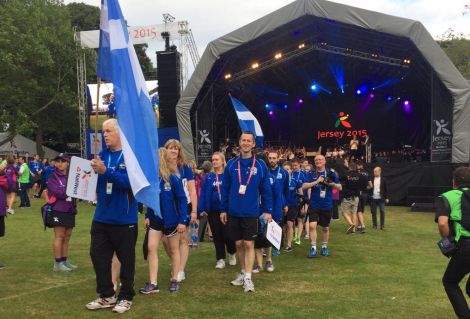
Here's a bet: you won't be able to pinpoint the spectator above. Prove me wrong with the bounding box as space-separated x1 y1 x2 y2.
17 156 31 208
4 154 18 215
369 167 389 230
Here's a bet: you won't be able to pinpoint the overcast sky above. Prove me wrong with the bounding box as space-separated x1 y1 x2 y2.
65 0 469 69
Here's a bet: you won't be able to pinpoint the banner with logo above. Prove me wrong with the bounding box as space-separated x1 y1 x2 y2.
431 90 452 162
196 128 213 165
66 156 98 201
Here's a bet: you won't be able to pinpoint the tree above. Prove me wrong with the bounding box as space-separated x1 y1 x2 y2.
67 2 100 31
0 0 78 156
135 44 156 77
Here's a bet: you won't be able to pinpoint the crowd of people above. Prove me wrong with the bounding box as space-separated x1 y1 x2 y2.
0 122 416 315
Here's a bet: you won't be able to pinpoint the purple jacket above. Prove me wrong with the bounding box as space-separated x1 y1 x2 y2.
0 187 6 217
47 170 77 214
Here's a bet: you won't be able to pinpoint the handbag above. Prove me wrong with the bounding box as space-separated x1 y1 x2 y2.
40 203 55 230
0 175 8 191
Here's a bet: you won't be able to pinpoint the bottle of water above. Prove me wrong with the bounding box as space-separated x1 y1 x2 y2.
190 222 199 248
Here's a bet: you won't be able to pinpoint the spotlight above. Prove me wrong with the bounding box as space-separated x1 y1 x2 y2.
298 43 305 49
344 48 352 54
298 99 304 104
274 53 283 60
311 84 318 91
404 100 410 106
369 93 375 98
224 73 232 80
403 59 411 65
403 100 412 112
371 53 379 59
284 105 288 109
269 111 274 116
265 104 270 109
251 62 259 69
387 96 393 101
356 89 362 95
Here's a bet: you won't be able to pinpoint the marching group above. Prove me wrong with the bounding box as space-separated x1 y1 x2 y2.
0 118 390 313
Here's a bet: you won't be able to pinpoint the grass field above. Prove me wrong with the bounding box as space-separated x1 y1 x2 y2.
0 199 457 318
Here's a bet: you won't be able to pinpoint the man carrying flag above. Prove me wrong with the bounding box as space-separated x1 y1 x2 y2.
230 96 264 147
86 0 160 313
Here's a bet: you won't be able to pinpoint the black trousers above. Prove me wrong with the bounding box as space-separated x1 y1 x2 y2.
90 221 138 301
18 182 30 207
443 239 470 319
207 211 236 260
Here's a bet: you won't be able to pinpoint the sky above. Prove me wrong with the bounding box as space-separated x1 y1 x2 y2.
66 0 469 71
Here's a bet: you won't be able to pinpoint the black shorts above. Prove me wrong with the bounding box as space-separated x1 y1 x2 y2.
49 211 75 228
227 215 258 241
286 206 299 222
0 216 5 237
357 194 368 213
149 219 178 237
307 207 332 227
255 235 272 249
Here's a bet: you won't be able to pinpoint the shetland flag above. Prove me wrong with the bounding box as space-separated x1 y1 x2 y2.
97 0 160 217
230 96 264 147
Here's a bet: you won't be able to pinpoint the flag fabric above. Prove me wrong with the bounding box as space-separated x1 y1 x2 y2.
97 0 161 217
230 96 264 147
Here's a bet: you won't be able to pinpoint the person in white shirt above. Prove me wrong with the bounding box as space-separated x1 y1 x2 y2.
369 167 389 230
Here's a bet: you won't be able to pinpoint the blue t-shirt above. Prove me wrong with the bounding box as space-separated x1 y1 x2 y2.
29 160 43 175
306 169 340 210
200 172 223 213
178 164 194 204
285 174 303 207
268 166 289 223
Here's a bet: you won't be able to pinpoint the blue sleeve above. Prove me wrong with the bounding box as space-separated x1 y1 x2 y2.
198 175 209 213
103 163 131 190
332 171 340 184
221 161 233 212
28 161 34 172
184 165 194 181
259 162 273 214
283 170 289 206
171 175 188 225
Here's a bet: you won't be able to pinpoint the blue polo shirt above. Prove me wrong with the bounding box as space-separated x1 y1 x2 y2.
306 169 340 210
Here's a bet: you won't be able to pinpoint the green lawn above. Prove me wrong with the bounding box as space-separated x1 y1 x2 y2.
0 199 458 318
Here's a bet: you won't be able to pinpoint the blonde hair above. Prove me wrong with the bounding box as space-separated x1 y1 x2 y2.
159 148 177 183
212 152 226 172
164 139 187 167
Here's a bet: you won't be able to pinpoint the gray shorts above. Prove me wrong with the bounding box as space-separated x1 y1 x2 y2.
341 197 359 215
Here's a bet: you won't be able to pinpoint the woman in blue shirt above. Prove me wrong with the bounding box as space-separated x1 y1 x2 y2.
140 148 188 294
164 139 197 283
199 152 236 269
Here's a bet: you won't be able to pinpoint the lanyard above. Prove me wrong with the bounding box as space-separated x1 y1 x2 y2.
107 151 123 169
238 157 256 187
215 173 222 201
270 167 280 181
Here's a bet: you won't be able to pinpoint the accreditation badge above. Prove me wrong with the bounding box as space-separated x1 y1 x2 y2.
320 189 326 198
106 182 113 195
239 185 247 195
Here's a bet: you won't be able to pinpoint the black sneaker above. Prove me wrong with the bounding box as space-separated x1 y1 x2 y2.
284 246 293 252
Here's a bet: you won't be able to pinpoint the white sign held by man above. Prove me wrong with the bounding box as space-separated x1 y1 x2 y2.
266 220 283 250
66 156 98 201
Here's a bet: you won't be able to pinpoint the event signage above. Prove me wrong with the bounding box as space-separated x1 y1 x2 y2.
196 129 213 164
431 118 452 162
66 156 98 202
316 112 368 141
266 221 282 250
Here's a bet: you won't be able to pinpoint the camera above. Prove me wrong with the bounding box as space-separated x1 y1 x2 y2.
296 193 309 208
437 237 457 258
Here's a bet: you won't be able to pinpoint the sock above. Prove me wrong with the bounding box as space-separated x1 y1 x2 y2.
322 242 327 248
150 281 157 285
311 244 317 250
245 272 252 279
62 256 67 262
55 258 62 263
240 269 246 275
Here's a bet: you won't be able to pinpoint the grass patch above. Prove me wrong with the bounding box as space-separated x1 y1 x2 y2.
0 199 457 318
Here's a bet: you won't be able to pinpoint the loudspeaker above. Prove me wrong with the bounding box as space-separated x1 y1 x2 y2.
157 50 181 128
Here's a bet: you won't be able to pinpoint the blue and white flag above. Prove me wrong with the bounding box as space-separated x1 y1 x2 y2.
230 96 264 147
97 0 160 217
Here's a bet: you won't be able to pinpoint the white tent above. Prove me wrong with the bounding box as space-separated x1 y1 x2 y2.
0 133 59 160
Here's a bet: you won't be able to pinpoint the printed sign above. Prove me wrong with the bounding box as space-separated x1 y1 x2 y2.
266 221 283 250
66 156 98 201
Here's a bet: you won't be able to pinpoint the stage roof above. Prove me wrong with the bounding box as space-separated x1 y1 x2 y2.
176 0 470 163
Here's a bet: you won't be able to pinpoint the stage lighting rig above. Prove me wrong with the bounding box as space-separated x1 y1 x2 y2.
162 13 175 23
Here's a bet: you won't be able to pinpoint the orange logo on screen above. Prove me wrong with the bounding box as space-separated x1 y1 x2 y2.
335 112 351 128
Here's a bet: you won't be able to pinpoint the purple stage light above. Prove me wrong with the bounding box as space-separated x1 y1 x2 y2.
403 100 412 112
269 111 274 116
404 100 410 106
369 93 375 98
298 99 304 104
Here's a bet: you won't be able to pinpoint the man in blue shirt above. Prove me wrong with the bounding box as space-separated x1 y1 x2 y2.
302 155 342 258
29 154 43 196
87 119 138 314
221 131 273 292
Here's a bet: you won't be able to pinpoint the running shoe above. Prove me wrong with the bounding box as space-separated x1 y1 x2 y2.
169 280 179 293
139 282 160 294
53 262 72 272
215 259 226 269
265 261 274 272
63 261 78 269
252 266 263 274
176 271 186 282
308 247 317 258
321 246 329 257
346 224 355 234
86 296 117 310
230 273 245 286
243 277 255 292
294 237 301 245
112 299 132 313
284 246 293 252
228 253 237 266
271 249 281 257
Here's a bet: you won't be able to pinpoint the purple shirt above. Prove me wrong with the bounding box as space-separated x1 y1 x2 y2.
47 170 77 214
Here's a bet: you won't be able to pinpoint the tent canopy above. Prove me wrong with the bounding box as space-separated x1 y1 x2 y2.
177 0 470 163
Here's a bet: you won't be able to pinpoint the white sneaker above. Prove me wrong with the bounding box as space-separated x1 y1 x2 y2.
266 261 274 272
228 253 237 266
86 295 117 310
53 262 72 272
215 259 225 269
177 271 186 282
6 208 14 215
230 273 245 286
243 277 255 292
112 299 132 313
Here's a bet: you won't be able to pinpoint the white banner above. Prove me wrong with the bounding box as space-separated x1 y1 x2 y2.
79 22 180 49
266 221 283 250
66 156 98 202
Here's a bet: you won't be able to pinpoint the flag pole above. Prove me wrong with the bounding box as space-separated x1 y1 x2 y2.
94 77 101 159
